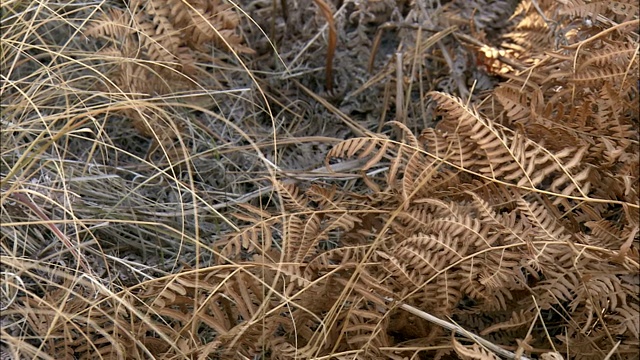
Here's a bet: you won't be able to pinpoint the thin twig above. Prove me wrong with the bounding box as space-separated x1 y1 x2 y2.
395 52 405 126
390 298 532 360
603 340 621 360
311 0 337 92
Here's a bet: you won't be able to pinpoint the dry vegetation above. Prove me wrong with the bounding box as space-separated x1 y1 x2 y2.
1 0 638 359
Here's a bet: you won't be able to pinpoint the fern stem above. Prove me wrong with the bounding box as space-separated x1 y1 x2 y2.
390 298 532 360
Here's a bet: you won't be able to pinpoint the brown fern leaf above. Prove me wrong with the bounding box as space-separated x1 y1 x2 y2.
583 218 627 248
534 254 583 301
609 303 640 339
568 62 636 86
522 124 582 153
276 181 310 212
578 42 638 72
593 84 638 141
84 8 135 40
383 228 476 312
433 271 464 315
284 210 358 265
380 250 428 290
134 5 182 63
283 213 323 263
336 304 390 350
558 0 639 23
430 91 593 200
479 308 537 336
305 245 373 277
452 337 500 360
516 197 571 241
82 0 254 155
574 273 627 312
457 254 524 311
499 7 555 56
393 204 438 236
420 127 480 167
21 284 172 359
413 197 473 218
325 136 393 171
451 180 522 209
305 183 340 208
216 216 277 261
401 151 458 201
466 191 530 245
492 83 536 125
164 0 255 54
430 213 502 249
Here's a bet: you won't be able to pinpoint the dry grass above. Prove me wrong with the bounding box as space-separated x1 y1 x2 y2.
1 0 638 359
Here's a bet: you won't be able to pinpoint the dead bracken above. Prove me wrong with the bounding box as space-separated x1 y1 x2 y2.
1 0 638 359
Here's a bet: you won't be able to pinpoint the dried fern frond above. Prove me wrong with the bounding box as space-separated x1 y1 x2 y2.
81 0 254 162
558 0 639 23
325 136 393 172
452 337 500 360
429 91 592 200
84 7 136 40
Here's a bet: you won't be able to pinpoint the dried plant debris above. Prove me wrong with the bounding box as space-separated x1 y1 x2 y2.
1 0 638 359
84 0 254 161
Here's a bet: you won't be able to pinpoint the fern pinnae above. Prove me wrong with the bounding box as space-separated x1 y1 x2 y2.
305 245 370 276
276 182 310 212
452 337 500 360
516 198 570 241
429 215 494 249
325 137 393 178
402 151 440 201
327 138 372 160
578 42 638 71
84 8 135 40
479 309 537 336
294 213 324 263
362 140 391 171
388 120 421 149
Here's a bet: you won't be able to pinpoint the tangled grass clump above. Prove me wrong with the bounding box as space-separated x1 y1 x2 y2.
1 0 638 359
